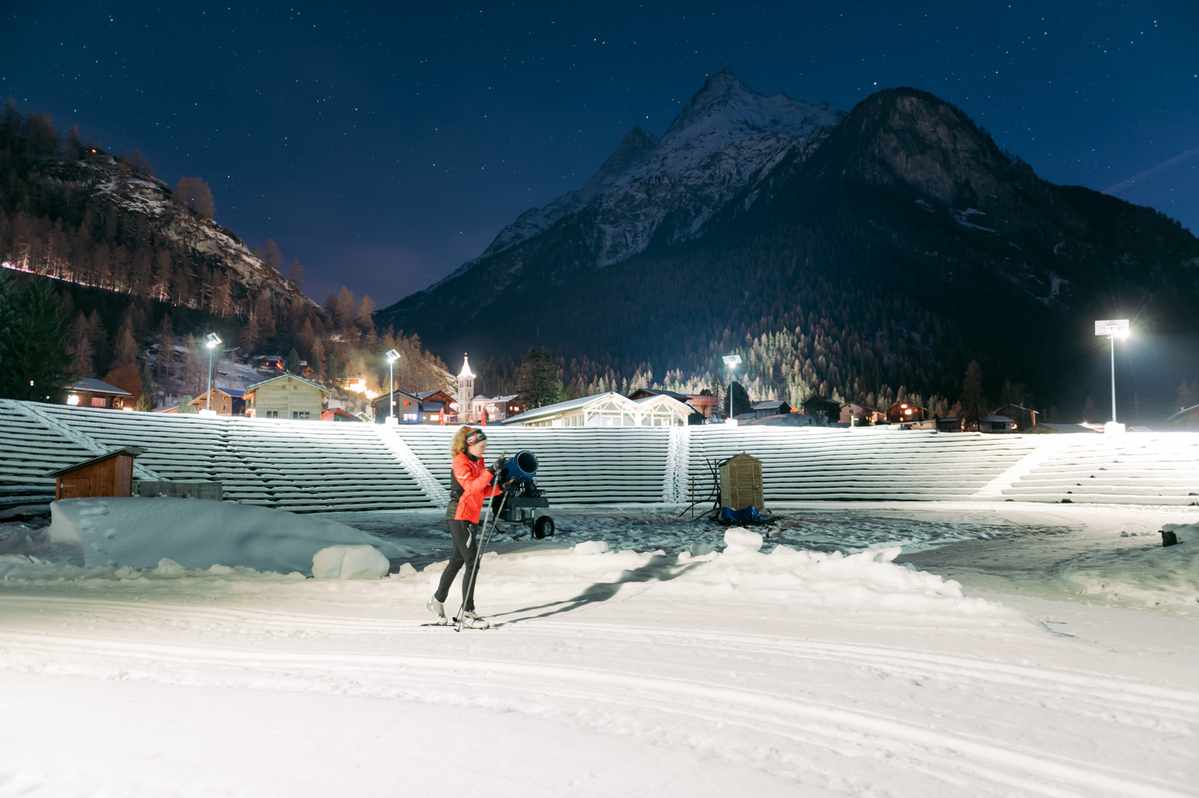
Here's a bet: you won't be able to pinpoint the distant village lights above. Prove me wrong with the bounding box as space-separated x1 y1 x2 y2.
384 349 401 424
1094 318 1131 433
722 353 742 425
203 333 223 413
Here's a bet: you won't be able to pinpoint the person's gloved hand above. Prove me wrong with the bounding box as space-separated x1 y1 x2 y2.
491 456 509 485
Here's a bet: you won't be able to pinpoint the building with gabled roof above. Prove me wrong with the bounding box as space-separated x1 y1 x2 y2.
504 391 691 427
472 394 522 423
189 385 246 416
65 377 132 410
244 372 328 420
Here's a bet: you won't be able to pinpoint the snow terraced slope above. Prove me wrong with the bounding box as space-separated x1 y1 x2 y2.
0 401 437 515
687 424 1043 502
2 399 1198 515
396 424 674 505
1002 433 1199 506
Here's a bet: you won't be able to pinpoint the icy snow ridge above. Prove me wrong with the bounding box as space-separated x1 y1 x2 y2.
45 497 402 575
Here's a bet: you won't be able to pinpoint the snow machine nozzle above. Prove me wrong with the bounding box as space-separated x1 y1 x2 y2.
496 450 538 484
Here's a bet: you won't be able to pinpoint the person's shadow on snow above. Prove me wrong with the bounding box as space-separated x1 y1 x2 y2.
490 554 705 627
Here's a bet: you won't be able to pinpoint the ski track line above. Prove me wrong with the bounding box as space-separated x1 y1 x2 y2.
0 641 1154 798
5 595 1197 718
0 631 1191 798
0 650 1042 798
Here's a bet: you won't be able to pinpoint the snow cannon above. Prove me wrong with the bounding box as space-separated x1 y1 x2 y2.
498 450 538 484
492 450 554 540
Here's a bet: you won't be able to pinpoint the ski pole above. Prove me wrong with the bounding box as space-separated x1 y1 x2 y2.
456 488 508 632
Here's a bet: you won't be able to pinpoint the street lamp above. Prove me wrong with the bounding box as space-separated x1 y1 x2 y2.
722 353 742 424
1094 318 1130 433
203 333 222 413
384 348 401 424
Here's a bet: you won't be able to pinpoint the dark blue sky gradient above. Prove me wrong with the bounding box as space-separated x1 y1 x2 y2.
5 1 1197 304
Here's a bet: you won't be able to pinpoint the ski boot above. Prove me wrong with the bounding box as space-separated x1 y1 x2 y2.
426 596 448 625
454 610 491 630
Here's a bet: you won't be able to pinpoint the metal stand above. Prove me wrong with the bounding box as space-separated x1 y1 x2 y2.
455 488 509 632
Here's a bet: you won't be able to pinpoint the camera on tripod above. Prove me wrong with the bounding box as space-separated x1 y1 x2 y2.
491 450 555 539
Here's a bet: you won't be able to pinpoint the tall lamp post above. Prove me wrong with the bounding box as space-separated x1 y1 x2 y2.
1094 318 1130 433
722 353 742 425
203 333 222 413
384 349 401 424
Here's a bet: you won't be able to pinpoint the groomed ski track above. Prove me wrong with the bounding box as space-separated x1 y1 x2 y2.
1 585 1196 797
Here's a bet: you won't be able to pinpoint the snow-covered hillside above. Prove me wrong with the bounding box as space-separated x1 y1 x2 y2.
479 69 840 267
37 152 312 307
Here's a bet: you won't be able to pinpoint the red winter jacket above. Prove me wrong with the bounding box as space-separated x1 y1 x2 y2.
449 452 502 524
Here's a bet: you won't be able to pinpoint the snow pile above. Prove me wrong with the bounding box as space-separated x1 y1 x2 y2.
46 498 401 575
722 527 763 554
1054 524 1199 612
667 540 1008 617
407 528 1009 620
312 545 390 579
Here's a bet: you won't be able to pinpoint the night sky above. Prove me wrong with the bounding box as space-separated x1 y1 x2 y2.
5 1 1197 306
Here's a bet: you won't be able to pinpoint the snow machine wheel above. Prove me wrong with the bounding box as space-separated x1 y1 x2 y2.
533 515 555 539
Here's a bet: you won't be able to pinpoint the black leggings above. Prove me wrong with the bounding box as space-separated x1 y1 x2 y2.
434 519 481 612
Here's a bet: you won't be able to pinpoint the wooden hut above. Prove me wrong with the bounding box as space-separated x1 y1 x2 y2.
718 453 765 512
50 447 146 500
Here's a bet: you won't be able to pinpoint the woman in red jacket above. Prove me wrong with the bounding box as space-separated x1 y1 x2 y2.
428 426 503 628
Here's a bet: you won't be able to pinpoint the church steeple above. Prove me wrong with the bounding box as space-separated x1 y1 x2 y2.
457 353 476 422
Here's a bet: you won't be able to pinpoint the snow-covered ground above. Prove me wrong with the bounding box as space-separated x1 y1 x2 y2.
1 502 1197 797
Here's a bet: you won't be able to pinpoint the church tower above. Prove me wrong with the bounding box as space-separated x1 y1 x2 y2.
457 354 476 423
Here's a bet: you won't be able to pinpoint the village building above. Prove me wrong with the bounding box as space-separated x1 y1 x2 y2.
64 377 132 410
371 389 450 424
627 388 711 423
992 403 1039 432
936 416 964 433
801 397 841 423
471 394 522 423
456 354 476 423
980 414 1018 433
886 401 927 424
504 391 692 428
244 373 327 420
738 399 792 421
687 392 719 419
839 403 886 426
188 385 246 416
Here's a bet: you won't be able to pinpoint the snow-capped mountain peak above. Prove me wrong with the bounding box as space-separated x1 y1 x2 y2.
477 70 842 263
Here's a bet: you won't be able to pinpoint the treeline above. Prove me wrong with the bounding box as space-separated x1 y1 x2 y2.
470 229 971 415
